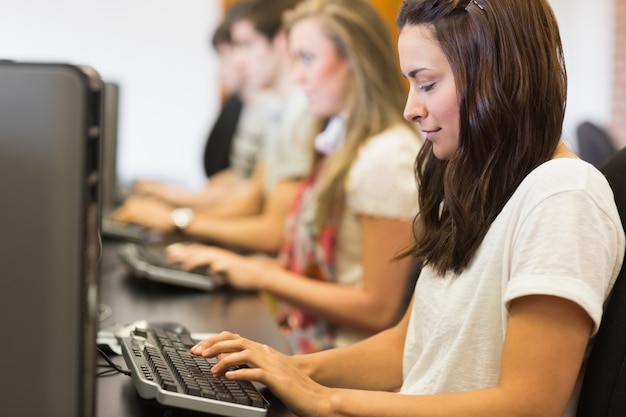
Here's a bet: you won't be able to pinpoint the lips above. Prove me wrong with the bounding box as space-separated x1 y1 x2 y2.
422 128 441 140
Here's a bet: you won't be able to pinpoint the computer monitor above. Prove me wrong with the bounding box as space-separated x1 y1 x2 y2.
99 81 149 242
0 62 102 417
101 81 121 213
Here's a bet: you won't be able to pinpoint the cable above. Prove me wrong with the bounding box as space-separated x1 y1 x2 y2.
97 347 131 377
97 364 123 377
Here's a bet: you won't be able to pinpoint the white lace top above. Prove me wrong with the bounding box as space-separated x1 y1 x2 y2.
334 123 423 346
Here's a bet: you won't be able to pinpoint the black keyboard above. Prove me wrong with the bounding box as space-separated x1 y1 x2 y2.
101 217 150 242
120 327 268 417
136 244 178 267
118 243 226 291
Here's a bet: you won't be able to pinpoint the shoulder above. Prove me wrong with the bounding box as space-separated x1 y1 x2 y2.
499 158 625 334
363 124 423 153
517 158 614 206
351 123 423 173
354 124 423 169
346 124 422 218
505 158 623 254
284 87 308 110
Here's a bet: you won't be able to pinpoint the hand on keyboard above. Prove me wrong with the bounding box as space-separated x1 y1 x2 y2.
166 243 278 291
189 331 320 417
121 327 268 417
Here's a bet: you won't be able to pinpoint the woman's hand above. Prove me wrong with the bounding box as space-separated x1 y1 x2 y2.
113 196 175 231
190 331 332 417
166 243 277 290
132 180 175 200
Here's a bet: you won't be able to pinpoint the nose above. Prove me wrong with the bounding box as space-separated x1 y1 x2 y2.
231 47 247 69
290 60 306 84
403 87 427 122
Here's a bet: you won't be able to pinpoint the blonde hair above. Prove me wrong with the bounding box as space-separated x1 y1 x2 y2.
284 0 413 230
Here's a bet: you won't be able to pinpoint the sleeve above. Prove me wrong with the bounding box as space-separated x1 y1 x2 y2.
229 101 267 180
503 185 624 335
345 126 421 220
262 93 315 193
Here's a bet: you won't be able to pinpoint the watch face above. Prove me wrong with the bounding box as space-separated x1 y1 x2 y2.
172 208 193 229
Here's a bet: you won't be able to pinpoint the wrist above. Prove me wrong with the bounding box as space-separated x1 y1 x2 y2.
291 353 316 378
255 267 272 291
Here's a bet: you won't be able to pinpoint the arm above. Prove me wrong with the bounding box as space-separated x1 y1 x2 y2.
292 298 412 389
256 215 414 333
193 294 592 417
172 215 414 333
190 305 410 394
110 181 261 233
185 178 301 253
112 165 293 248
132 168 240 207
318 295 593 417
192 164 266 218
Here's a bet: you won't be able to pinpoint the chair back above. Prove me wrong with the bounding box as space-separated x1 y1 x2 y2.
576 121 617 168
576 147 626 417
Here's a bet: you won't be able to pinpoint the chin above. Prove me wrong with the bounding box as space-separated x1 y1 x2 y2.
310 106 334 118
431 147 453 161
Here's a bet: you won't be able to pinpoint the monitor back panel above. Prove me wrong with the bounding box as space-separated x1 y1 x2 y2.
0 62 102 417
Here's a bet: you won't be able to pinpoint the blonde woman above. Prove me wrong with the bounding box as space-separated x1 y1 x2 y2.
168 0 423 354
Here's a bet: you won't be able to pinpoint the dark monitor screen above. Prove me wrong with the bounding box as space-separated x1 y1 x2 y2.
0 62 102 417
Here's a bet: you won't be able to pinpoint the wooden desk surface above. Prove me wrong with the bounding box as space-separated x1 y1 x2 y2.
96 240 295 417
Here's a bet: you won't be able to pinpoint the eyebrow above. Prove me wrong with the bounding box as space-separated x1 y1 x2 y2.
407 68 430 78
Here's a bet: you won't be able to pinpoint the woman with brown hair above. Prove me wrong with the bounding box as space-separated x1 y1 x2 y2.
186 1 625 416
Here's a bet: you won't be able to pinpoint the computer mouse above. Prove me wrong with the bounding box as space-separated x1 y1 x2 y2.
145 320 190 335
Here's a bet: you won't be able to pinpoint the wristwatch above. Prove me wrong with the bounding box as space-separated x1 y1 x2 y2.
171 207 194 231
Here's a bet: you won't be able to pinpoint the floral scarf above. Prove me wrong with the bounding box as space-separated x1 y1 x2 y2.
272 115 346 354
272 164 337 354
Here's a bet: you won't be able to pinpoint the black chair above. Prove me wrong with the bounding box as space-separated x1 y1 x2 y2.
395 257 422 324
576 147 626 417
202 93 244 177
576 121 617 168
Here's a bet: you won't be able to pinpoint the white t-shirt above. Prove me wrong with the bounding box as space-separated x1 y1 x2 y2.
401 158 625 417
230 89 313 191
228 94 267 180
261 88 314 193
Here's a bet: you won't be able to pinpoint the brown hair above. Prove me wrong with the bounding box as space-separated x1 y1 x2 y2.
211 1 250 48
397 0 567 275
232 0 304 41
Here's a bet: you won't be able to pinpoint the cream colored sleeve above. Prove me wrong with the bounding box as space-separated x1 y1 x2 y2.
346 125 422 220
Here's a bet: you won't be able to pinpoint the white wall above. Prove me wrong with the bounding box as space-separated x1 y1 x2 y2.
0 0 221 189
0 0 616 183
549 0 615 151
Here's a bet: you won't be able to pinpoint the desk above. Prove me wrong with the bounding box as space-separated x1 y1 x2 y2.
96 241 296 417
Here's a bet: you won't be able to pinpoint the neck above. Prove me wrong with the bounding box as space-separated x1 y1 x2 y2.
551 140 578 160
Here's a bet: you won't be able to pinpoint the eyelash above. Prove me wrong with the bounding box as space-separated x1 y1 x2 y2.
418 83 435 92
300 53 313 65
